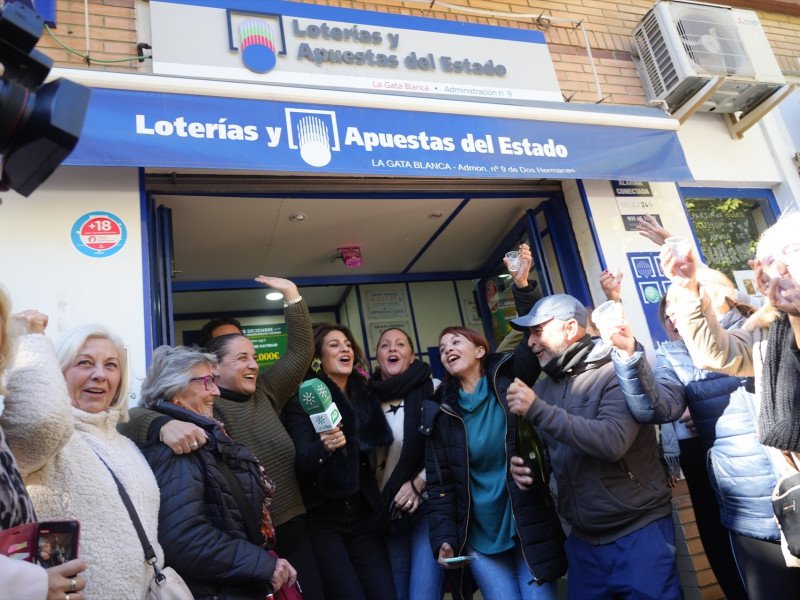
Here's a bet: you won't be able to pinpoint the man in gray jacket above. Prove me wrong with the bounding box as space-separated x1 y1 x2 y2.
506 293 681 600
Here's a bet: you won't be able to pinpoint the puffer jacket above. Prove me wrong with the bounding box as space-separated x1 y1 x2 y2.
419 340 567 594
525 338 673 545
614 310 781 540
141 402 277 600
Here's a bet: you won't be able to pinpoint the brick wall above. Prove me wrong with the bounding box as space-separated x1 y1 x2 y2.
36 0 139 71
673 480 727 600
37 0 800 103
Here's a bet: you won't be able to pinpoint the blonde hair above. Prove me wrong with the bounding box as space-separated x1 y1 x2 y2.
695 267 754 315
54 325 130 420
0 287 13 395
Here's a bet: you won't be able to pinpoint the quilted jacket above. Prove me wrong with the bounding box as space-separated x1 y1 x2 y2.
613 308 781 540
141 402 277 600
420 341 567 595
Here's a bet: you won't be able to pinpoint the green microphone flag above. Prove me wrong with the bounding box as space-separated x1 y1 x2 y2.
298 378 343 432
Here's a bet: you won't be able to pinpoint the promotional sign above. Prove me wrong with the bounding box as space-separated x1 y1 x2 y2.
150 0 562 103
627 251 670 346
66 88 693 182
611 181 653 197
242 323 286 371
70 212 127 258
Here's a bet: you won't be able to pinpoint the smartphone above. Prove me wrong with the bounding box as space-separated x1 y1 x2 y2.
36 521 80 567
443 555 474 564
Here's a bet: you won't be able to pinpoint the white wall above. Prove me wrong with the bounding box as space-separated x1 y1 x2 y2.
566 179 692 349
0 166 148 401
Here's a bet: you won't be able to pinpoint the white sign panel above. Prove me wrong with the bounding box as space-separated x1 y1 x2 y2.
150 0 562 102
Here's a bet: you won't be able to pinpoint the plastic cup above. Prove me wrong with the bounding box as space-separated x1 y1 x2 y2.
609 266 623 283
665 236 691 259
505 251 520 272
592 300 624 331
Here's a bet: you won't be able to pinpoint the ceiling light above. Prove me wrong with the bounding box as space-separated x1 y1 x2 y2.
288 213 307 222
428 211 444 219
266 292 283 301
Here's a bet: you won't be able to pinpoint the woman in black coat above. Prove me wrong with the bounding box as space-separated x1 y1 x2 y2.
420 326 566 600
140 345 297 600
282 323 395 600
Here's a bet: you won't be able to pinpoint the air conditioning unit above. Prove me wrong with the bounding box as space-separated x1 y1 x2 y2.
633 0 785 114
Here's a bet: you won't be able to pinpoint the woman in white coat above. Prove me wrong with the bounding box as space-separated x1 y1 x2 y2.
1 316 164 599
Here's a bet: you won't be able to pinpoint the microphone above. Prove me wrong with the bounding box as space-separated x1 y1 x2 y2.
298 378 342 433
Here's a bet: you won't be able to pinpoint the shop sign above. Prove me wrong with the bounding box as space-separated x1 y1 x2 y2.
150 0 561 102
67 88 693 182
70 212 127 258
611 180 652 197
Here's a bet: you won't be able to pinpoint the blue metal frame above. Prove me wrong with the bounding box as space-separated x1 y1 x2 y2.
678 186 780 265
541 192 591 305
138 169 154 364
472 191 588 348
578 179 607 272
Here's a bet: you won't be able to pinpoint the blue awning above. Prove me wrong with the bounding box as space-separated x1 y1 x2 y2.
65 86 692 182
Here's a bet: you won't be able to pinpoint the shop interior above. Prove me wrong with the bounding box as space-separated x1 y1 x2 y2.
147 173 584 371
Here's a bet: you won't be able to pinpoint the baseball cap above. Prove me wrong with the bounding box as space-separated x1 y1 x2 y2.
510 294 588 331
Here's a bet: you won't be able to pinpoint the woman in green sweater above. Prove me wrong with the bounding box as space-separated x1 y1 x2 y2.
121 276 324 599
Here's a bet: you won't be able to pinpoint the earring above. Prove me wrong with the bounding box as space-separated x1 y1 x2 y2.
311 358 321 373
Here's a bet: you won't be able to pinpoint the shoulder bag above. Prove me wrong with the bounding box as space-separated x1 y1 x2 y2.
96 454 194 600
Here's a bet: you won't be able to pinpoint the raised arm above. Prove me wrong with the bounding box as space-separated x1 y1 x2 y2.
613 344 687 424
253 276 314 414
2 313 73 476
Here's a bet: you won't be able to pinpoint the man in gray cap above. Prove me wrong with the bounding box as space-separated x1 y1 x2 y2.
506 292 681 600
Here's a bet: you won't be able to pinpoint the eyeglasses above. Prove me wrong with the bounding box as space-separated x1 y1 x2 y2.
189 375 219 391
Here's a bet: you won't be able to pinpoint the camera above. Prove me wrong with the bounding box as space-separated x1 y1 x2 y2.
0 1 91 196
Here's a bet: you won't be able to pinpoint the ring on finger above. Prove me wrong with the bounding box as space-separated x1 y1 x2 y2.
70 578 77 591
190 441 199 448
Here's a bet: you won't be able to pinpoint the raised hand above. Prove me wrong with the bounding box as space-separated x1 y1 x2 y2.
636 214 672 247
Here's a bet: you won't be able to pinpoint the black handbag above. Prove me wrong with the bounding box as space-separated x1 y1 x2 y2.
773 471 800 559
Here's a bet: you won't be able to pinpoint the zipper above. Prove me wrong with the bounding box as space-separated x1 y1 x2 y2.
493 357 538 584
439 402 471 560
620 458 641 487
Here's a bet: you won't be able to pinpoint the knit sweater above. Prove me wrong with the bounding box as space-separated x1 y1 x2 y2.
122 300 314 527
1 334 164 600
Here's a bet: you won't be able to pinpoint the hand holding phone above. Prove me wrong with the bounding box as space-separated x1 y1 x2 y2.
442 555 474 564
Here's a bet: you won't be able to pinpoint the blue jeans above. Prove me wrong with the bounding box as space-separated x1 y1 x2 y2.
465 540 559 600
564 515 683 600
385 514 445 600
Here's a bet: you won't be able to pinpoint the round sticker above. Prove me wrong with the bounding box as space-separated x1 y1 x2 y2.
71 212 127 258
486 280 500 313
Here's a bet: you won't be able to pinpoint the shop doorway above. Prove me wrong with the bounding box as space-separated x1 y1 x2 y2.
145 174 587 366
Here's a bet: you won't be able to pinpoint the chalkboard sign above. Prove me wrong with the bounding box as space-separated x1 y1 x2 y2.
684 198 759 278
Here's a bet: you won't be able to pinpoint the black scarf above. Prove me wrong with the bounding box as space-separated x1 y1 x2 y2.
369 360 433 530
760 314 800 452
542 334 595 381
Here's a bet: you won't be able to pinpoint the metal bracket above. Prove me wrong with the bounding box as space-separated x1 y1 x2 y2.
671 76 725 124
724 83 796 140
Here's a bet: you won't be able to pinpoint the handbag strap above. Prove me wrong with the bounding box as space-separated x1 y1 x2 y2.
214 454 263 547
94 452 158 566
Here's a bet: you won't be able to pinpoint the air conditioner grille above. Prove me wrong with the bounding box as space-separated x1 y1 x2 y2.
634 12 678 97
673 8 752 76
